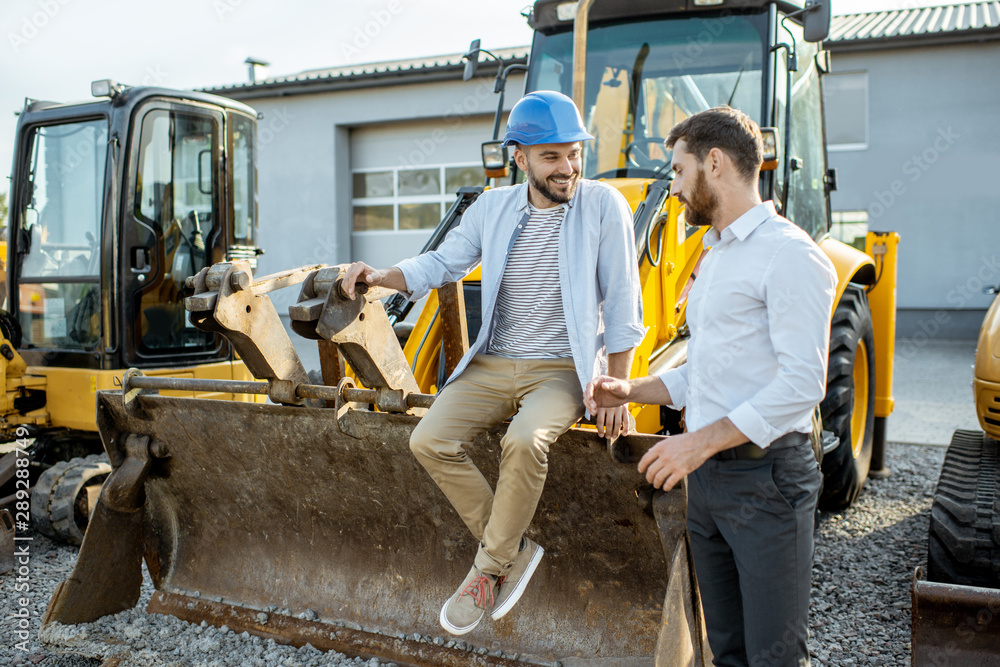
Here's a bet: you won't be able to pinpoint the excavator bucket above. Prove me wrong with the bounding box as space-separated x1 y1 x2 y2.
41 263 711 666
911 567 1000 666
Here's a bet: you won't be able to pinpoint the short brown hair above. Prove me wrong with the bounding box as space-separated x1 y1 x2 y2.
665 106 763 182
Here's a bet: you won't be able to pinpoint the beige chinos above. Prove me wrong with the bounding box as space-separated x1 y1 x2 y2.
409 354 583 576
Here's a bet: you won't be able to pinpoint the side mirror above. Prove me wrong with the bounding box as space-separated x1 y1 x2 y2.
802 1 831 43
482 141 509 179
463 39 482 82
760 128 779 172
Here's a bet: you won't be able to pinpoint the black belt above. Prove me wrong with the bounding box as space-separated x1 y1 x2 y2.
712 431 809 460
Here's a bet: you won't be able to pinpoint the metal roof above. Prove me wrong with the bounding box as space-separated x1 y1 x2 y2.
827 2 1000 49
202 47 529 99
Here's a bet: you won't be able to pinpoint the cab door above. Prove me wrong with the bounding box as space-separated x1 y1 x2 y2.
122 101 229 368
225 112 260 269
10 114 109 370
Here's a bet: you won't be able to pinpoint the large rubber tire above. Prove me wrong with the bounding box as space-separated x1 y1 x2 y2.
927 430 1000 587
30 453 111 545
818 284 876 510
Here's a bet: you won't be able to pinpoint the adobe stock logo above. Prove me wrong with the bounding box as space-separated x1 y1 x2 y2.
7 0 73 52
340 1 403 61
869 126 960 219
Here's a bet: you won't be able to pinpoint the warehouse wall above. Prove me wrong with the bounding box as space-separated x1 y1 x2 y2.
827 41 1000 339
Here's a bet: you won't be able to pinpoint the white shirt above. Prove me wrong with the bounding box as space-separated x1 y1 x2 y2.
657 201 837 448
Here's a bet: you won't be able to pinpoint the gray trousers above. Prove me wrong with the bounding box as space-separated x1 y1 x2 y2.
687 441 821 667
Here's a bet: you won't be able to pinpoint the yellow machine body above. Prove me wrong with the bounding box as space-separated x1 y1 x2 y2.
973 293 1000 439
0 353 262 438
17 362 261 433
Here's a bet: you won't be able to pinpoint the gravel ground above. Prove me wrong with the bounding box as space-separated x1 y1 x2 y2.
808 443 945 666
1 443 945 666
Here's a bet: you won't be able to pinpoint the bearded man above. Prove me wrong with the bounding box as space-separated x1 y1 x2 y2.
342 90 644 635
586 106 836 667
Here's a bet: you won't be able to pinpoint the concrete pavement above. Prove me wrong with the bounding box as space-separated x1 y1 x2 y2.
888 337 980 446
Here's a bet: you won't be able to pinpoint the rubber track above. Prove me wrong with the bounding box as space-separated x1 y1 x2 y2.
30 454 111 545
29 458 78 539
927 429 1000 587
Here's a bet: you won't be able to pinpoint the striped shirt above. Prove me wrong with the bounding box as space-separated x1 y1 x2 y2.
488 204 572 358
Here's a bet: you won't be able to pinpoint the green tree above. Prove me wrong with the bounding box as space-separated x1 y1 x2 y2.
0 192 7 224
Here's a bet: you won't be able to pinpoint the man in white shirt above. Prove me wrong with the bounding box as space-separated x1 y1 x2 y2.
342 91 644 636
585 106 836 667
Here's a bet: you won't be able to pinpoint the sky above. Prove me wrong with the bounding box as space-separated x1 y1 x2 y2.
0 0 973 197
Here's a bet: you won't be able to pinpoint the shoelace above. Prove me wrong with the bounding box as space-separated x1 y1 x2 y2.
458 574 495 608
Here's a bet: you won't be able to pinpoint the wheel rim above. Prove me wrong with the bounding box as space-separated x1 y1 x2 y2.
851 338 870 459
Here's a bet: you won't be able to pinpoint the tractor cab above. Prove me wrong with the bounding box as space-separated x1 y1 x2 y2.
519 0 834 241
8 82 262 372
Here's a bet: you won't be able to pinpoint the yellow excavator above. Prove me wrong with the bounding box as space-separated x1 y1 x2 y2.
38 1 899 665
0 82 266 545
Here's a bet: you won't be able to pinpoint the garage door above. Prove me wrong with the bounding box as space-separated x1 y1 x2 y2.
349 117 497 269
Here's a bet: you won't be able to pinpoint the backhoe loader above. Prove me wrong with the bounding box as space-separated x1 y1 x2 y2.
38 1 899 665
399 0 898 511
0 82 267 545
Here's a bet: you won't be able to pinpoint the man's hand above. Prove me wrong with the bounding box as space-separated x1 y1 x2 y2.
637 432 712 491
595 404 631 439
342 261 381 300
637 417 748 490
584 375 631 414
341 262 405 299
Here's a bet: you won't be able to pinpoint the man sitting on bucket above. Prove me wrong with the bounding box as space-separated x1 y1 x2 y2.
342 90 644 635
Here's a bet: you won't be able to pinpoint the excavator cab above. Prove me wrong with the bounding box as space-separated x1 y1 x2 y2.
9 82 261 375
530 10 766 181
0 83 264 544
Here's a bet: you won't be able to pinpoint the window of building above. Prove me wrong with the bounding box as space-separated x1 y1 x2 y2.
831 210 868 250
352 164 482 232
824 72 868 151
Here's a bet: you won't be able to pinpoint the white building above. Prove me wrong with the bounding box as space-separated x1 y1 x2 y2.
824 3 1000 339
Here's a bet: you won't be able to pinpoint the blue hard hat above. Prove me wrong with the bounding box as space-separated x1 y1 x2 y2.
502 90 594 147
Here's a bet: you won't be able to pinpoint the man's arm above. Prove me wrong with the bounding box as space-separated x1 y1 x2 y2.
590 187 645 438
584 373 673 413
585 362 746 490
594 349 635 438
342 264 407 300
725 241 837 447
607 349 633 379
345 196 488 303
595 188 646 354
637 417 747 490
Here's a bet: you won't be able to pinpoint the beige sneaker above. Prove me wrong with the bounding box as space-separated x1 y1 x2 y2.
491 537 544 620
439 566 496 635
